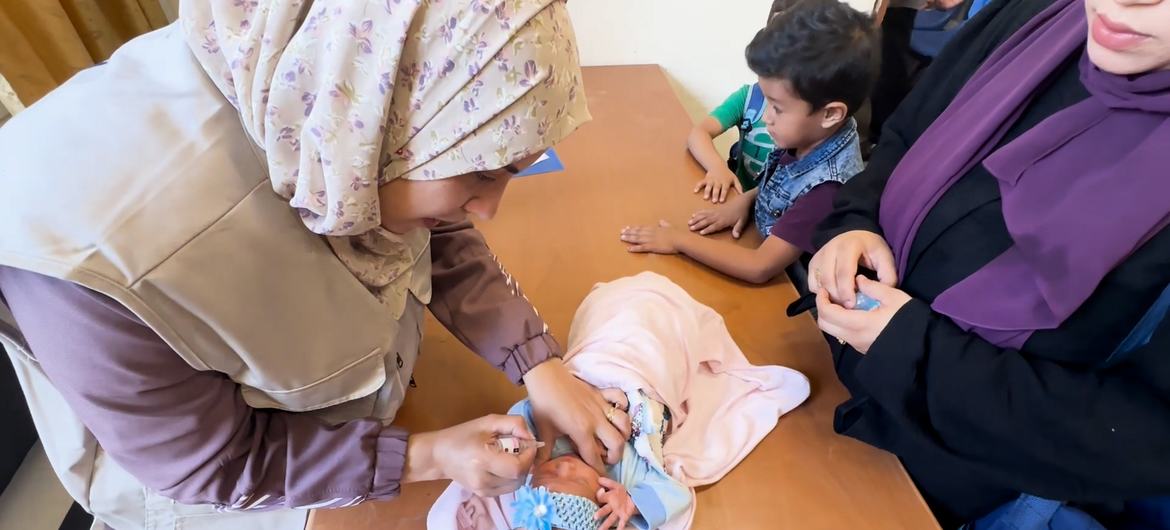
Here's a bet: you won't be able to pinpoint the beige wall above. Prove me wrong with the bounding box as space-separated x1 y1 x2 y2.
566 0 878 151
160 0 179 22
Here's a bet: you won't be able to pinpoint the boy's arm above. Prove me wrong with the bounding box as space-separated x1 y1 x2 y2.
690 86 750 203
622 188 802 284
686 116 733 174
696 86 750 168
674 233 801 285
689 117 742 203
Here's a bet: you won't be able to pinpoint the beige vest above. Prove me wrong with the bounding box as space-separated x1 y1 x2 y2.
0 24 427 530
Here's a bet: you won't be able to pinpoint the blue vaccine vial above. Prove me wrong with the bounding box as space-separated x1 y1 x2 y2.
854 292 881 312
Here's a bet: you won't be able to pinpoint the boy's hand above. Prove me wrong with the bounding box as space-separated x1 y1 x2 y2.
595 477 637 530
694 168 742 204
689 192 752 238
620 221 682 254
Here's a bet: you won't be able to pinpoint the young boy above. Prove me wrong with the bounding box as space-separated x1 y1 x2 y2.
689 0 800 204
621 0 877 285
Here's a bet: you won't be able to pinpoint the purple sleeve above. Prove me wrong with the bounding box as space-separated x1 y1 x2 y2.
428 221 561 384
769 182 843 253
0 266 407 511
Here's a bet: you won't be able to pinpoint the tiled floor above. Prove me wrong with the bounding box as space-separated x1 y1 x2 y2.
0 443 89 530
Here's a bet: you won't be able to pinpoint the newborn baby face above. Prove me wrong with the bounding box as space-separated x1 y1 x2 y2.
531 455 602 501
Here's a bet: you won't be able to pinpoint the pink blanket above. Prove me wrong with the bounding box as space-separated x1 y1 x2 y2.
428 272 811 529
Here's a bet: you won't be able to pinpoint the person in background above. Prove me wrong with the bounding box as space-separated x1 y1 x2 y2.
803 0 1170 527
868 0 979 150
687 0 801 204
620 0 876 285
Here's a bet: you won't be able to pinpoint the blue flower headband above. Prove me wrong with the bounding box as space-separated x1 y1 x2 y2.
511 485 601 530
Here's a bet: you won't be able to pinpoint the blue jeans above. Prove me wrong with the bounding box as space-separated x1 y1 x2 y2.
968 495 1170 530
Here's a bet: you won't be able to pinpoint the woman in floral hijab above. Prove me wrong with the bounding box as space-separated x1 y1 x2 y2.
0 1 627 529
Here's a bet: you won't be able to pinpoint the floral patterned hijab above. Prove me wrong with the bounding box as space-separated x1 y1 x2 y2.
180 0 589 317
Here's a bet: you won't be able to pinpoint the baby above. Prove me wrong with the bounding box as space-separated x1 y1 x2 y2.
509 389 690 530
430 272 813 530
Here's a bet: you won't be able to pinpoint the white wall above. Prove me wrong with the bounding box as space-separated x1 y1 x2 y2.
566 0 877 151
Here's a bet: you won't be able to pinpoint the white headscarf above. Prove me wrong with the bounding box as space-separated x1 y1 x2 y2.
181 0 589 317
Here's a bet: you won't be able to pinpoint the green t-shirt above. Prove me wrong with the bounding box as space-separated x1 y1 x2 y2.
709 84 776 190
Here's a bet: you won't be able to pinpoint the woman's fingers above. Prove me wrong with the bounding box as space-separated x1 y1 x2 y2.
833 247 862 307
599 388 629 410
815 290 850 340
816 288 873 340
607 408 632 441
600 512 620 530
820 252 840 303
596 416 627 466
808 252 825 293
481 415 537 478
866 243 899 286
572 429 607 473
857 275 897 300
482 447 532 481
717 182 729 203
594 504 614 521
598 388 632 438
484 414 534 440
532 416 562 467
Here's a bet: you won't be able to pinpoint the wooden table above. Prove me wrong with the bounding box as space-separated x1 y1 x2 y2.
309 65 939 530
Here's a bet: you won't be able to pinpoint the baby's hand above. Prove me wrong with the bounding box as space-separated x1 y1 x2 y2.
595 477 637 530
620 221 681 255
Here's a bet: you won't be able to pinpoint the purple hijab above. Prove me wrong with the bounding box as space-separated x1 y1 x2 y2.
878 0 1170 349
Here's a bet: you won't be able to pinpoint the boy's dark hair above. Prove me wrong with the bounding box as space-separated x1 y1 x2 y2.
748 0 877 116
768 0 802 20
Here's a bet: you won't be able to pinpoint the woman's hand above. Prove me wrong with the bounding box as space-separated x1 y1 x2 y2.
815 276 912 354
599 387 632 439
694 168 742 204
688 191 753 238
809 230 898 306
404 414 537 497
620 221 683 254
594 477 637 530
523 359 626 473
